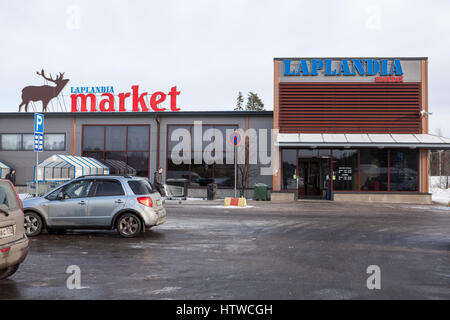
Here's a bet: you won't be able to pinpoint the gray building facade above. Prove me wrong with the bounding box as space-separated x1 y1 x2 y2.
0 111 273 197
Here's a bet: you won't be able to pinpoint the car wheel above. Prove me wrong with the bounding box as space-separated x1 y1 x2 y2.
117 213 142 238
24 212 43 237
0 264 19 280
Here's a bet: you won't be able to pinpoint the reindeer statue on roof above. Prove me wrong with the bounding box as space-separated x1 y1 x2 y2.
18 69 69 112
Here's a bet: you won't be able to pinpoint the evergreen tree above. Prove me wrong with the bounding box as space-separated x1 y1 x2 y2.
245 92 265 111
235 91 244 111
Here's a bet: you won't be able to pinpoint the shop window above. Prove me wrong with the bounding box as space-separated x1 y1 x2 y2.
390 149 418 191
106 126 126 151
44 134 65 151
127 126 149 151
360 149 388 191
83 126 104 151
22 134 34 151
282 149 297 190
82 125 150 178
127 152 149 178
332 150 358 191
1 134 21 150
167 124 237 188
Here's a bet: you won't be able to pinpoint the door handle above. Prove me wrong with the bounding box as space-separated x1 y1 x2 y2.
78 201 86 205
115 200 123 204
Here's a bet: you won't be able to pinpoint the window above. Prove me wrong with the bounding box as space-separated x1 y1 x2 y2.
0 133 65 151
390 149 418 191
94 180 124 197
44 134 66 151
360 149 388 191
128 180 154 195
166 124 237 188
332 150 358 191
282 149 297 189
0 180 20 211
82 125 150 178
127 126 149 151
83 126 104 151
63 180 94 199
1 134 21 150
23 134 35 151
106 126 126 151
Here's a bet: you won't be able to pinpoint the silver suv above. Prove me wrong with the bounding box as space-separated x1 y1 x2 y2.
22 176 166 238
0 179 29 280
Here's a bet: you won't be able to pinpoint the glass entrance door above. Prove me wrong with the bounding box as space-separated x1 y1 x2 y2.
297 159 321 198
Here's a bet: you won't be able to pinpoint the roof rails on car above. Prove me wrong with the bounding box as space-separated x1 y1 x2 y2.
75 174 136 179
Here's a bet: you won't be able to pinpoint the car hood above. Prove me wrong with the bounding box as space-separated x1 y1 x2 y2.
22 196 48 208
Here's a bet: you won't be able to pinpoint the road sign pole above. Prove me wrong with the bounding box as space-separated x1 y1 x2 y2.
234 144 237 198
35 151 39 197
34 113 44 197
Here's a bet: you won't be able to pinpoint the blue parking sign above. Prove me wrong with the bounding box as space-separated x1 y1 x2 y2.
34 113 44 134
34 133 43 152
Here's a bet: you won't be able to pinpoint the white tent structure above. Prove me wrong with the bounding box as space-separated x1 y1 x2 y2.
0 161 10 179
35 154 110 181
104 159 136 175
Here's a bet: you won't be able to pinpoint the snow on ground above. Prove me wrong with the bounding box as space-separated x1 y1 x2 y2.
431 188 450 205
430 176 450 188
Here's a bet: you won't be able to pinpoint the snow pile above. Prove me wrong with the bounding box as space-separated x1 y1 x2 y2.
431 188 450 205
431 176 450 188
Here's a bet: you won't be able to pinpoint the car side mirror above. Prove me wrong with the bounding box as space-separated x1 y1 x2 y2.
56 191 65 200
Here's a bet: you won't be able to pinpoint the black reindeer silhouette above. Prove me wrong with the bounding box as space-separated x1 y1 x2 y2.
19 70 69 112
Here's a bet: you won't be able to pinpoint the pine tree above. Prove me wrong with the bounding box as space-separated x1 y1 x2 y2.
235 91 244 111
245 92 265 111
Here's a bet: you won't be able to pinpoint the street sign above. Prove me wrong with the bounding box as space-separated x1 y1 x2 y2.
229 131 241 146
34 113 44 134
33 113 44 197
34 133 43 152
34 113 44 152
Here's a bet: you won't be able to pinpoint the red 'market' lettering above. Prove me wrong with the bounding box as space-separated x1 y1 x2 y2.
132 85 148 112
150 92 166 111
71 93 96 112
70 85 181 112
118 92 130 112
99 93 115 112
168 86 181 111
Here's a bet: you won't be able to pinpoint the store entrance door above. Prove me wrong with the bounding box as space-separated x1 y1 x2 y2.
297 159 321 198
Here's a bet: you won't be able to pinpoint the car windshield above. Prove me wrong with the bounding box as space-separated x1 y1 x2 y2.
128 180 154 195
0 180 20 211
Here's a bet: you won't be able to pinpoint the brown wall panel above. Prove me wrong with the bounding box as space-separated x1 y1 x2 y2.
279 82 422 133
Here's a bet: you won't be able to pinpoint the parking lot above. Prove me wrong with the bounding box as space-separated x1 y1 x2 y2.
0 200 449 299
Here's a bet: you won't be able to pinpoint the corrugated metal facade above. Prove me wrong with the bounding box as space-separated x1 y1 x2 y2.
279 82 422 133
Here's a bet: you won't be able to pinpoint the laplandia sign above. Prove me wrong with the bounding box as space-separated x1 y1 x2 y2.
18 69 181 113
283 58 404 82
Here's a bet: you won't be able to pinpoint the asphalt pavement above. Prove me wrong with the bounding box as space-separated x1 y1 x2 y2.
0 200 449 299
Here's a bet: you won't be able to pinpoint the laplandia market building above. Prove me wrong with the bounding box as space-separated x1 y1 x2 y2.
1 57 450 203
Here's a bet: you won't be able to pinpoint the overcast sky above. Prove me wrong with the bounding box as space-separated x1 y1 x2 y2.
1 0 450 135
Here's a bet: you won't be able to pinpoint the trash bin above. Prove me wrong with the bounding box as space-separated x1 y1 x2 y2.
166 178 188 199
254 183 268 201
207 183 217 200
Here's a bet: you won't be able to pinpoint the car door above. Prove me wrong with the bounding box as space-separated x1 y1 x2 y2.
86 179 127 226
46 179 94 226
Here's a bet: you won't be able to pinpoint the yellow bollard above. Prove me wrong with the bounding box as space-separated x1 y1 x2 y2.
238 197 247 207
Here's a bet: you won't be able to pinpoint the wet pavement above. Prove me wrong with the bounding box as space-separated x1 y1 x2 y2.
0 200 449 299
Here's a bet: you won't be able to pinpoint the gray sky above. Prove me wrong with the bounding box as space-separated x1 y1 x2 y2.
1 0 450 135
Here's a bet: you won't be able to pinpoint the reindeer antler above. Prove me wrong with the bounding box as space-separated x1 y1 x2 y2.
36 69 57 83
